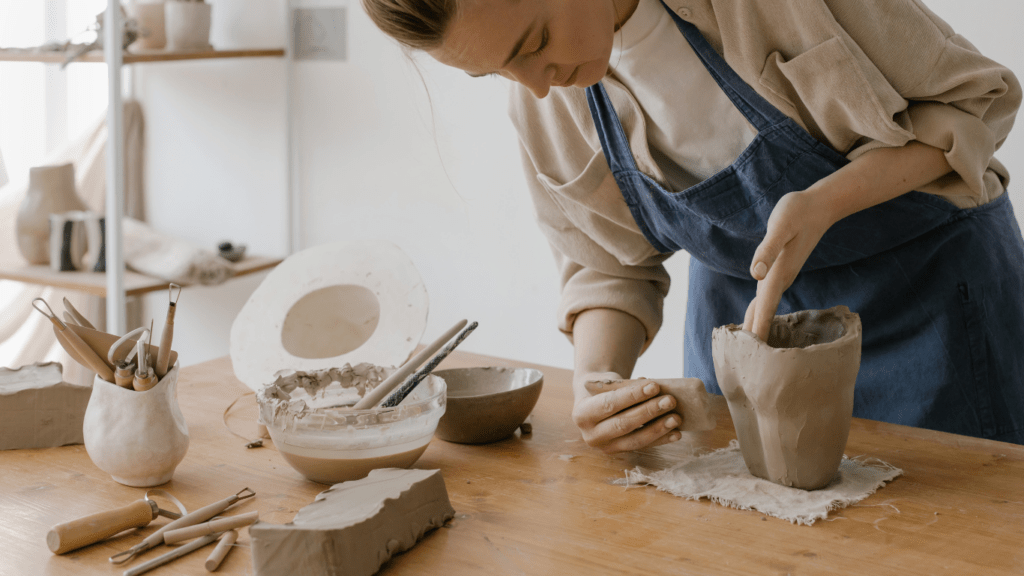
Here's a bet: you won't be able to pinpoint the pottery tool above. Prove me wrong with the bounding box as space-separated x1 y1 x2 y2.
164 511 258 545
109 487 255 565
204 530 238 572
380 321 478 408
155 284 180 378
63 297 96 330
352 319 469 410
33 298 115 383
63 322 179 374
109 327 146 389
47 490 188 555
134 328 158 391
122 532 223 576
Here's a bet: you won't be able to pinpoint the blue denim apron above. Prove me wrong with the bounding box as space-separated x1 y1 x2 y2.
584 5 1024 443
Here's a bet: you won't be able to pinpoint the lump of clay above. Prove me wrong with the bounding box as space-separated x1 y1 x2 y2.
712 306 861 490
250 468 455 576
0 362 91 450
584 377 716 432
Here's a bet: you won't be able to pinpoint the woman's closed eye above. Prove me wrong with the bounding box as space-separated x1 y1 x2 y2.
525 26 550 59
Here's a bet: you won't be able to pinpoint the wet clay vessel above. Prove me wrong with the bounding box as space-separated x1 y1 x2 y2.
712 306 861 490
434 367 543 444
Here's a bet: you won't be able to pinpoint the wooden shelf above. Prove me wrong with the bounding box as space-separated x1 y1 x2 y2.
0 48 285 64
0 255 281 297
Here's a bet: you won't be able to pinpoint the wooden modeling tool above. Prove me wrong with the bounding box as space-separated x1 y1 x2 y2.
63 297 96 330
109 487 255 565
134 327 158 392
62 312 80 326
163 511 258 545
381 321 479 408
122 532 223 576
33 298 115 383
47 490 187 555
155 284 180 378
352 319 469 410
204 530 238 572
109 327 147 389
62 322 178 374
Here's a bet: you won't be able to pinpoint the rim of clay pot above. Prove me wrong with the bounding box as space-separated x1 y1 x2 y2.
434 367 543 401
720 307 862 353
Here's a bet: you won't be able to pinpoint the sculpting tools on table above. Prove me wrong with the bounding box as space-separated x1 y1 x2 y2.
163 510 258 544
32 298 115 383
352 319 469 410
47 490 187 555
381 321 479 408
204 530 238 572
133 326 158 392
155 284 180 378
109 326 146 389
109 487 255 565
123 532 223 576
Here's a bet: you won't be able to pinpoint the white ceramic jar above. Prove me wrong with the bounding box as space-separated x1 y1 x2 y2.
83 363 189 487
164 1 213 51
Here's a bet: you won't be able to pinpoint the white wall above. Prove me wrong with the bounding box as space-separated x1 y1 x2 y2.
137 0 1024 380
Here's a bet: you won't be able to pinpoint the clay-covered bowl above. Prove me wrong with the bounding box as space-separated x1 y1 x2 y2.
434 367 543 444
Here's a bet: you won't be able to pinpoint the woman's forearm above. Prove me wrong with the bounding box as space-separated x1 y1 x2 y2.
809 141 953 225
571 308 646 397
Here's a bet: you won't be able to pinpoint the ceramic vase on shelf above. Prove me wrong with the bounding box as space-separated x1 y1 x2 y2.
165 1 213 51
83 363 190 487
16 163 87 265
128 1 167 50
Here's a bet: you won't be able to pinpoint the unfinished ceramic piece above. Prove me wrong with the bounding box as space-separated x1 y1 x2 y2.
250 468 455 576
16 163 88 265
0 362 91 450
584 377 717 432
257 365 446 484
712 306 862 490
434 367 543 444
230 240 428 392
83 363 189 487
127 2 166 50
164 1 212 51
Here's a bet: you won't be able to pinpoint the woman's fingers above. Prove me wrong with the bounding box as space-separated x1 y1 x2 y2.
572 380 659 429
586 393 677 446
597 413 682 453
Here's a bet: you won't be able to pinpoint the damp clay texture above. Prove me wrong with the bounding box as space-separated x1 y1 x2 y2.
257 364 446 484
250 468 455 576
584 378 716 432
712 306 862 490
0 362 90 450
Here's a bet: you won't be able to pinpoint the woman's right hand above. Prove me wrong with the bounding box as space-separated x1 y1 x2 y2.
571 371 682 453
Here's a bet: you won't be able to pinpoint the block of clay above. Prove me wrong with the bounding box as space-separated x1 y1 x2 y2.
712 306 862 490
584 377 717 432
0 362 91 450
250 468 455 576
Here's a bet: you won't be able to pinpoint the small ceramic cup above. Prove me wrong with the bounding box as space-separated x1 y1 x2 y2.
83 363 189 487
164 1 213 51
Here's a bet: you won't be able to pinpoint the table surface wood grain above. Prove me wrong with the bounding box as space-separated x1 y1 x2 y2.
3 352 1022 576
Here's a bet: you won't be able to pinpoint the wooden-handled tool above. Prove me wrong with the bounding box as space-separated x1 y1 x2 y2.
47 499 159 555
63 297 96 330
33 298 116 383
204 530 238 572
163 511 258 545
155 284 180 378
134 327 158 392
64 322 179 375
109 487 256 565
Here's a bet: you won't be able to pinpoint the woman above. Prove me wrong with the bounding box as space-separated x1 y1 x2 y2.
365 0 1024 450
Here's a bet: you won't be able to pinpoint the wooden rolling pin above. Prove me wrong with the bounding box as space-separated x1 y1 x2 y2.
47 499 159 555
163 511 258 545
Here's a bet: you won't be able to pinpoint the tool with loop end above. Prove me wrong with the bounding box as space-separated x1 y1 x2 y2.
155 284 180 378
46 490 189 555
32 298 115 382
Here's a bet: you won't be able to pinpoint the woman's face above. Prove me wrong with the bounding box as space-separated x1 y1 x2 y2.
428 0 629 98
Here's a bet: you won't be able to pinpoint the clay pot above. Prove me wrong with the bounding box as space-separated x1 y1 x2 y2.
712 306 861 490
128 2 167 50
16 164 87 265
83 363 189 487
164 1 213 51
434 367 543 444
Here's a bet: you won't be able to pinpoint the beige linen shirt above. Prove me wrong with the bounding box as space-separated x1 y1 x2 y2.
509 0 1021 351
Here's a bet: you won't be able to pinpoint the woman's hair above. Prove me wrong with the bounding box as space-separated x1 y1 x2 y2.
362 0 457 50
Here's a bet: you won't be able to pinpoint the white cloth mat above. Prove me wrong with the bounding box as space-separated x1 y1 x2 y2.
618 440 903 525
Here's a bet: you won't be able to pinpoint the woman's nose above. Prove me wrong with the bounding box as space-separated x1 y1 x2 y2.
511 62 557 99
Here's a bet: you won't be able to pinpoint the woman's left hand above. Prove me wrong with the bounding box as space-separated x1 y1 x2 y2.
743 190 835 341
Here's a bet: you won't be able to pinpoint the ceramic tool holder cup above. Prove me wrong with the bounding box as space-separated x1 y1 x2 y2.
83 362 189 487
711 306 862 490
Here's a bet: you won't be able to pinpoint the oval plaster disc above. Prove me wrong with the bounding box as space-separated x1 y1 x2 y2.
230 240 428 391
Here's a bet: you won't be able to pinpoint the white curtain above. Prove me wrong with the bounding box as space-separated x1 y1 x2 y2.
0 100 145 384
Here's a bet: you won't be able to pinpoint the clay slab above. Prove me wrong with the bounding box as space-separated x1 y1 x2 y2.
0 362 91 450
250 468 455 576
584 377 717 432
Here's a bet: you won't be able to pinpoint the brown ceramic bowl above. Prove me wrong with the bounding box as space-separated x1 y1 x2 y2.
434 367 543 444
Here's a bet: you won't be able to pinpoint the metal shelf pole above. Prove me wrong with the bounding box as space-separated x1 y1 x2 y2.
103 0 126 334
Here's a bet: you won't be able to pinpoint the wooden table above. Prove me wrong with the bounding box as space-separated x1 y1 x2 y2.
3 352 1023 575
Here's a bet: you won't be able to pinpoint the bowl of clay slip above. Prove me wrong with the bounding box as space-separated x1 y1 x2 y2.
433 367 543 444
257 364 446 485
712 306 861 490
